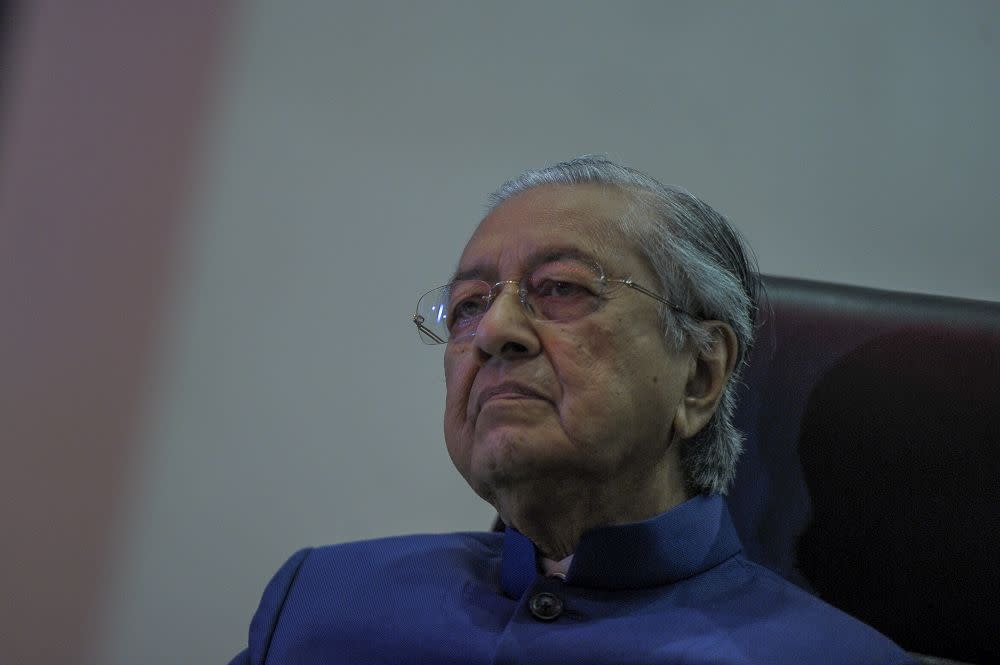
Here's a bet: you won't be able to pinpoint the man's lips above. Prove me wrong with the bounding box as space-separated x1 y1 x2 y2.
475 381 549 414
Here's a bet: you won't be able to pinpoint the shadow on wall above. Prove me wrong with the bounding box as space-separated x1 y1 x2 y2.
1 1 19 105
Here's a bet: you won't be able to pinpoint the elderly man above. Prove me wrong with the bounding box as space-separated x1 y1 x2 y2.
229 157 915 664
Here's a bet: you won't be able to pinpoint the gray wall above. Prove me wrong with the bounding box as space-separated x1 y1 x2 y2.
92 2 999 663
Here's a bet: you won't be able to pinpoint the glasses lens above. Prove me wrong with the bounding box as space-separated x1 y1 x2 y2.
415 281 491 344
415 286 450 344
414 262 606 345
446 280 491 338
525 259 604 321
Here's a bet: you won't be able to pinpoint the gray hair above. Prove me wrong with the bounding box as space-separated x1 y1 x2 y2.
487 155 760 495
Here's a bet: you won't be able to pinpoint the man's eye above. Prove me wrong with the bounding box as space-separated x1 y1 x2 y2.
534 279 591 299
450 297 487 324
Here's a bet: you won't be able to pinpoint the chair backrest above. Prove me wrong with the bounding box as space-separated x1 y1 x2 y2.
728 275 1000 664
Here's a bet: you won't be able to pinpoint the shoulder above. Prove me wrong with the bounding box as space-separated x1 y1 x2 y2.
298 530 501 575
245 532 501 664
725 556 917 664
260 530 502 595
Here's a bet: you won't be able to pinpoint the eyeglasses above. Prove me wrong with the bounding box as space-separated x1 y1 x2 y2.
412 257 691 345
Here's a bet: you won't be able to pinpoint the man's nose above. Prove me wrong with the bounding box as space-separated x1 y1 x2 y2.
473 283 541 359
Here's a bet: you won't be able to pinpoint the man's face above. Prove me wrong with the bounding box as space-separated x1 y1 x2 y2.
443 184 695 510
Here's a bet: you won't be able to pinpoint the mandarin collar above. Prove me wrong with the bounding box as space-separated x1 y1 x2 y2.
500 494 742 597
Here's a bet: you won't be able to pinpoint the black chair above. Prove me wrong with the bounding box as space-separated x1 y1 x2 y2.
729 276 1000 665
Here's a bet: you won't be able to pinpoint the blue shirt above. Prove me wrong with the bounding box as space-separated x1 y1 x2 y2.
230 495 916 664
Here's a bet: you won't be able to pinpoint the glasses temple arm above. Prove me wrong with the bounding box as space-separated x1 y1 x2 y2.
621 279 692 317
412 314 447 344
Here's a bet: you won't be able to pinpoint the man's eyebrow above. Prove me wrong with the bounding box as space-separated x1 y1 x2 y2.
450 247 600 283
450 264 491 283
526 247 600 269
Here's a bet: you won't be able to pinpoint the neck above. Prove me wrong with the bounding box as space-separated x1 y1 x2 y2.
493 462 689 560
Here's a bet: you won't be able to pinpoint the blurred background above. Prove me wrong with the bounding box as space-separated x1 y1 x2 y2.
1 1 997 663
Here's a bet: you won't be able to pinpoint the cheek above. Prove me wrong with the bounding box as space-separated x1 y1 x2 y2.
443 350 477 453
552 324 672 438
549 328 629 422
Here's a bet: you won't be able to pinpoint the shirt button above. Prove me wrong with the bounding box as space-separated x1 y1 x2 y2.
528 591 564 621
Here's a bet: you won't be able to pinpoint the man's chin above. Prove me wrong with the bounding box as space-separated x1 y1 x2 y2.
468 432 573 489
471 426 542 471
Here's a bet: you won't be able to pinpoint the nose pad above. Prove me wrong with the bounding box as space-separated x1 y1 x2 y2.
473 284 540 358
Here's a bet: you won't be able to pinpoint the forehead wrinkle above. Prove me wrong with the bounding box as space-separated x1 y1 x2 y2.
450 183 642 283
451 246 608 284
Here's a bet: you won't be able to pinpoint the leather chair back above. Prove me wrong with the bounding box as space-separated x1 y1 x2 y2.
729 276 1000 664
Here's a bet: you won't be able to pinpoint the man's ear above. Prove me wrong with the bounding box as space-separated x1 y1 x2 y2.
674 321 738 439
